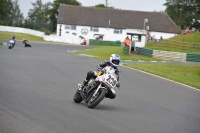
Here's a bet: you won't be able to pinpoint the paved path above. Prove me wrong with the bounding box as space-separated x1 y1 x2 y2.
0 41 200 133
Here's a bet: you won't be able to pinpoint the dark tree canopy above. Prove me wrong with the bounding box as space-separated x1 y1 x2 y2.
48 0 81 31
164 0 200 30
0 0 23 26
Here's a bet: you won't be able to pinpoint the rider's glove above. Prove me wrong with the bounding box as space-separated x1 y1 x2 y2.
116 82 120 88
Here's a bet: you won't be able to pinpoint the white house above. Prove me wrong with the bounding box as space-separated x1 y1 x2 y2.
52 4 180 47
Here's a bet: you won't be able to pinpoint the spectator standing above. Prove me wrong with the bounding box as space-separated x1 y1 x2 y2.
184 27 190 35
81 38 87 45
146 32 150 42
124 36 131 47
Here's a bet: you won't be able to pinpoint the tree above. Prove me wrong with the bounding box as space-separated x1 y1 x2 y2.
27 0 53 32
43 2 52 21
0 0 13 25
164 0 200 30
11 0 24 26
48 0 81 32
94 3 114 8
28 0 51 21
95 4 107 8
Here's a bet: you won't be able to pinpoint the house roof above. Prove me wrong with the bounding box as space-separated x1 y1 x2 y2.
58 4 180 34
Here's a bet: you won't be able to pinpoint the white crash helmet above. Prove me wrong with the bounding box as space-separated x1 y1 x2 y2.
110 54 120 67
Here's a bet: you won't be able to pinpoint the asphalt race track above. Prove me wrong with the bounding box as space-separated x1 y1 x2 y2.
0 40 200 133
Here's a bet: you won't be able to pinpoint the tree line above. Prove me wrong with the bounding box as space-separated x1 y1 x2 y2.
0 0 82 33
0 0 200 33
164 0 200 31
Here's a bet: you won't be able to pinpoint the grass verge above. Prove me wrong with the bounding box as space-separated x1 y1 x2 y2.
170 32 200 43
75 46 162 61
145 42 200 54
146 32 200 54
124 63 200 89
0 31 44 42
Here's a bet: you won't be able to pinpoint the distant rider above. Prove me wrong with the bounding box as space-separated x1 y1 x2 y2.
10 35 16 46
81 54 121 99
22 39 31 47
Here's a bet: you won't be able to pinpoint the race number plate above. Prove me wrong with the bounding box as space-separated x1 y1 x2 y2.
106 74 117 87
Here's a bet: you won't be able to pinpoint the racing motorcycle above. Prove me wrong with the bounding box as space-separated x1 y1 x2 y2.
73 66 119 109
8 39 15 49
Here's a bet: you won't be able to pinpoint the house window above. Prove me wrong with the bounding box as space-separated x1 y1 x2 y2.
114 29 123 34
90 27 99 32
65 25 76 30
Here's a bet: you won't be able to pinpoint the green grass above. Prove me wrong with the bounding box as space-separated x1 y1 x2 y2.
0 31 44 42
0 131 8 133
146 32 200 54
75 46 162 61
124 63 200 89
145 44 200 54
170 32 200 43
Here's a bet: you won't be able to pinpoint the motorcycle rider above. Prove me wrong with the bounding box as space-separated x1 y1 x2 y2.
10 35 16 46
81 54 120 99
22 39 31 47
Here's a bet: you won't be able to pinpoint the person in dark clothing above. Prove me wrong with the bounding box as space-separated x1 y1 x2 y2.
81 54 120 99
11 35 15 40
22 39 31 47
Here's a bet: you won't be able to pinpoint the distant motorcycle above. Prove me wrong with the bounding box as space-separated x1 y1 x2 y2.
8 39 15 49
23 39 31 47
73 66 120 109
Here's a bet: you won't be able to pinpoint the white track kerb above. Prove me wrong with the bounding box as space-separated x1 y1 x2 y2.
122 65 200 92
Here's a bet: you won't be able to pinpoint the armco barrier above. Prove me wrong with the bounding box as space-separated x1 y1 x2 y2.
186 54 200 62
136 47 200 62
89 39 121 46
123 46 130 55
136 47 153 57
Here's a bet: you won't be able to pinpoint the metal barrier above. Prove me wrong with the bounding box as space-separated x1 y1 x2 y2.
186 54 200 62
136 47 153 57
123 46 130 55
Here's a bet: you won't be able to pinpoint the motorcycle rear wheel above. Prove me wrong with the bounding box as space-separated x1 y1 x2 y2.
87 89 106 109
73 90 83 103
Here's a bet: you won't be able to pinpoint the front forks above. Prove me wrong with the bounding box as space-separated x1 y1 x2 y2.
78 83 108 103
93 83 107 96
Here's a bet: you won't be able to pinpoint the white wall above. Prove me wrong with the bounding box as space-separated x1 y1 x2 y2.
135 36 146 47
57 24 128 43
0 25 45 37
149 31 176 40
56 25 178 45
57 24 151 47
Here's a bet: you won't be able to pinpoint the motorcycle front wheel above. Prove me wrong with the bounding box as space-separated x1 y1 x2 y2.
73 90 83 103
87 89 106 109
